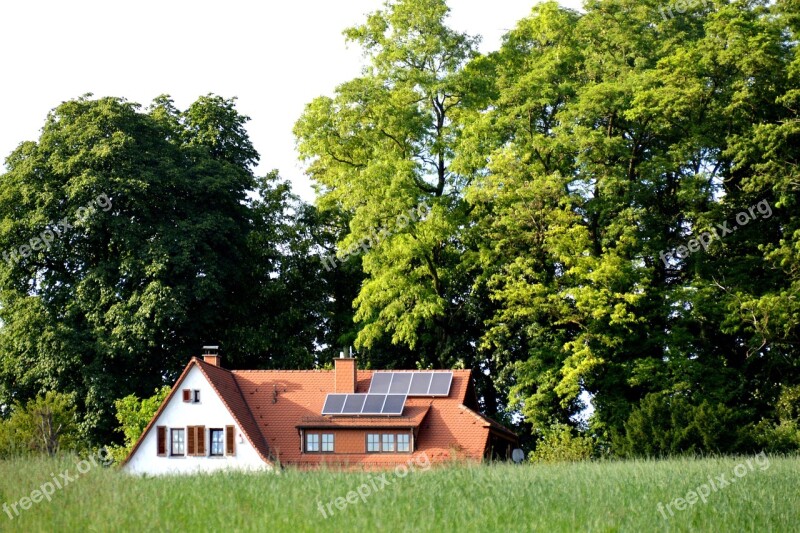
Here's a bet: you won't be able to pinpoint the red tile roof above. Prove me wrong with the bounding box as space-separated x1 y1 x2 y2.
124 360 517 470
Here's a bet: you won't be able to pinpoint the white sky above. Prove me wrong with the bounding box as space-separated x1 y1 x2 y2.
0 0 581 202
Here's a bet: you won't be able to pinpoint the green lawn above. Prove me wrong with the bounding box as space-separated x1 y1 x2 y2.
0 454 797 532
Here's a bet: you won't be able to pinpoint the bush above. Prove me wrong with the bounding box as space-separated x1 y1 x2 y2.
0 391 82 457
106 386 170 464
745 385 800 453
530 423 595 463
613 393 746 457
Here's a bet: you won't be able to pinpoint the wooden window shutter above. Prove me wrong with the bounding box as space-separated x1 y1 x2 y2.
196 426 206 456
187 426 196 455
156 426 167 456
182 389 191 402
225 425 235 456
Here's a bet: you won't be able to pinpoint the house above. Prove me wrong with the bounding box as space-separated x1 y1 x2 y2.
122 347 518 474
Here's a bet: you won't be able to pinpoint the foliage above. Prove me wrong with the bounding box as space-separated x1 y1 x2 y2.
530 423 596 463
105 386 170 464
296 0 800 452
0 391 81 457
0 95 336 444
1 0 799 456
747 385 800 453
613 394 748 457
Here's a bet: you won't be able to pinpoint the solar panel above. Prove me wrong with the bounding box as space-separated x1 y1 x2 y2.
382 394 406 415
389 373 413 394
369 371 453 396
409 372 433 395
321 394 347 415
342 394 366 414
321 393 408 416
369 373 392 394
361 394 387 414
428 373 453 396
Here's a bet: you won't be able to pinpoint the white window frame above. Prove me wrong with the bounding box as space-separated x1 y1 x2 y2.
306 433 320 452
367 433 380 452
171 428 185 456
397 433 410 452
210 428 224 456
321 433 334 453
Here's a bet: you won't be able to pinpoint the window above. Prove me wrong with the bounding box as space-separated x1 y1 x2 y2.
171 428 185 456
366 433 411 453
182 389 200 403
306 433 320 452
397 433 410 452
210 429 224 456
321 433 334 452
367 433 381 453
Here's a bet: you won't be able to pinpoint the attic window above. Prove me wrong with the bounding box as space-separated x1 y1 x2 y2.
182 389 200 403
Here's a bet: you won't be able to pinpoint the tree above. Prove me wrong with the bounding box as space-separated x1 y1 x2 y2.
295 0 510 412
106 385 170 463
0 391 81 457
460 0 797 449
0 95 325 443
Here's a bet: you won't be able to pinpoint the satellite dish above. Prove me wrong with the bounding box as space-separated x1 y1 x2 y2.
511 448 525 463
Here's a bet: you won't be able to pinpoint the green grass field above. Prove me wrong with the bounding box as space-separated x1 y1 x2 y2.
0 454 797 532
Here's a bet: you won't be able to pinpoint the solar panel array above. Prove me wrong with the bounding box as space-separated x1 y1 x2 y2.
321 393 406 416
368 371 453 397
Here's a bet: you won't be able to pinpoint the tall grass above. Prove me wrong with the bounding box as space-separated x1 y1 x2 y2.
0 455 797 532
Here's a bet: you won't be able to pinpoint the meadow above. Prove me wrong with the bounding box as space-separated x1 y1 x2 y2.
0 454 797 532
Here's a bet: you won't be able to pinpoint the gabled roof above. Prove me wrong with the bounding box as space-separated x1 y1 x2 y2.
121 358 273 467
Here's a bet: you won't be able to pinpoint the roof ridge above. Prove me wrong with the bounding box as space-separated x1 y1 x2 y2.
459 404 518 439
195 359 274 465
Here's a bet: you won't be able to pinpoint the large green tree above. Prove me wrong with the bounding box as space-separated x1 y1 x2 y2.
295 0 508 412
0 95 327 443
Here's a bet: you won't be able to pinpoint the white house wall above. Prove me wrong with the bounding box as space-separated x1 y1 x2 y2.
124 365 271 475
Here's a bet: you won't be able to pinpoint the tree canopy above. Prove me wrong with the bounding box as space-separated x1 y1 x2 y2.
2 0 799 456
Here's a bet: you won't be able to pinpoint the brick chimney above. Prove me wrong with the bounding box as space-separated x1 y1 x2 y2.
334 348 356 393
202 346 221 367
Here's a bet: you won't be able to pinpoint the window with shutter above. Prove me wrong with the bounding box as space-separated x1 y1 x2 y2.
157 426 167 456
210 429 224 456
182 389 191 402
225 425 235 456
171 428 185 455
187 426 196 455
